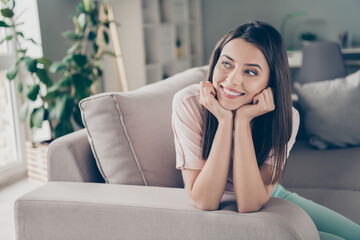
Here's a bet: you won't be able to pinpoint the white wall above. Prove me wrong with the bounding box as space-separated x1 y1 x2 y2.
102 0 146 92
201 0 360 63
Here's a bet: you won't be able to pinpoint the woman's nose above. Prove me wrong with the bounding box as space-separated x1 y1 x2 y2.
227 70 242 86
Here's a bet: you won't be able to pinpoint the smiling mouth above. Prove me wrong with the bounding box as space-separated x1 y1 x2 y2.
221 86 245 97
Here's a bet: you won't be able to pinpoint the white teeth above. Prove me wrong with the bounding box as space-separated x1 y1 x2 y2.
223 87 243 96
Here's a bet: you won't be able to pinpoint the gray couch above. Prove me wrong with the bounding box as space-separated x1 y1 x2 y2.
14 66 359 239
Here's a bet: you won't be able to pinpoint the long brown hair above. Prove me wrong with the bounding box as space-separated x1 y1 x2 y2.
201 21 293 185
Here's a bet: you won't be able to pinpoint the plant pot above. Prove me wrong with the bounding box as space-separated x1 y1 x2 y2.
25 141 49 183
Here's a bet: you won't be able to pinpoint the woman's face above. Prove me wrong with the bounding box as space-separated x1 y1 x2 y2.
212 38 270 111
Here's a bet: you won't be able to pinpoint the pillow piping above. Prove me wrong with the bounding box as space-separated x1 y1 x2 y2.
80 97 109 183
113 95 148 186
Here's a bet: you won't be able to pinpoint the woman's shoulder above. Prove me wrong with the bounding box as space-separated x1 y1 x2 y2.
173 83 200 102
172 83 204 119
291 106 300 123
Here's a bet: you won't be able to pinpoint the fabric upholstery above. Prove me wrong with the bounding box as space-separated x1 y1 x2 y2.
294 70 360 149
285 187 360 225
80 66 209 187
283 140 360 224
15 182 319 240
298 41 346 83
47 128 104 183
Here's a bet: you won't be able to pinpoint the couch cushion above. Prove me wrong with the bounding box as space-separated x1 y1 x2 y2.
294 70 360 149
283 140 360 224
283 140 360 192
80 66 208 187
15 182 320 240
285 187 360 224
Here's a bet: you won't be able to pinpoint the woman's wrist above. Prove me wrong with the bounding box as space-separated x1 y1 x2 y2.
234 114 252 128
218 113 233 127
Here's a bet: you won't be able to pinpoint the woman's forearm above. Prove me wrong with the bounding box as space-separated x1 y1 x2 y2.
190 118 233 210
233 119 269 213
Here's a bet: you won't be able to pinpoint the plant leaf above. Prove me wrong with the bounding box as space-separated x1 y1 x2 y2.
1 8 14 18
16 31 24 38
17 81 23 93
0 20 10 27
59 76 71 87
44 89 57 101
49 61 66 73
71 74 86 99
103 50 116 57
48 103 57 120
103 31 109 44
26 84 40 101
25 58 38 73
36 57 52 67
88 31 96 41
66 42 80 54
62 30 79 40
46 81 61 94
54 121 74 139
93 42 99 53
56 95 74 121
19 103 28 122
6 65 18 80
77 13 86 30
96 67 103 77
62 54 73 64
73 105 84 128
17 49 27 54
36 68 51 87
14 21 24 27
0 35 13 44
31 107 45 128
76 2 86 13
73 54 87 67
44 108 49 121
27 38 37 44
83 0 95 13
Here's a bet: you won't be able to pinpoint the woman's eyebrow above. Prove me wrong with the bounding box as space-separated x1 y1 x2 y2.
221 54 235 62
245 63 262 71
221 54 262 71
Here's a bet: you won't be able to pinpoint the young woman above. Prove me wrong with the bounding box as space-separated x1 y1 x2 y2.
171 21 360 240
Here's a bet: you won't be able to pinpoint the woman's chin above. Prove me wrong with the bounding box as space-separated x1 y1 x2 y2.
219 99 248 111
219 102 241 111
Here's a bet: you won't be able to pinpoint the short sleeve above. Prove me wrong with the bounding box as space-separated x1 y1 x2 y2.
171 86 205 170
263 107 300 168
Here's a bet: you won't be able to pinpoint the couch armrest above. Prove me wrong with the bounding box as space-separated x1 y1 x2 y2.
15 182 319 240
47 129 104 183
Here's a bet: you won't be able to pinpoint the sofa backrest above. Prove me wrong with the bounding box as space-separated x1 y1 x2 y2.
80 66 209 188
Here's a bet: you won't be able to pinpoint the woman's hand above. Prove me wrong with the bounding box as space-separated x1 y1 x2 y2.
235 87 275 124
199 81 232 122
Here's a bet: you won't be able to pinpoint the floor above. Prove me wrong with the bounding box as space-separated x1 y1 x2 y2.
0 177 43 240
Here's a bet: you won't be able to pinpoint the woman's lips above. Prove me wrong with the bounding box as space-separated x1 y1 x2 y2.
220 86 245 99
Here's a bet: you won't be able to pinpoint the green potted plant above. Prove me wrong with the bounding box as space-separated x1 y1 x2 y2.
48 0 116 140
1 0 114 141
299 32 317 45
0 0 115 182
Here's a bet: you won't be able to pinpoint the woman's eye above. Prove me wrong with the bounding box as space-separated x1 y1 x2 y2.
221 61 231 68
245 70 257 76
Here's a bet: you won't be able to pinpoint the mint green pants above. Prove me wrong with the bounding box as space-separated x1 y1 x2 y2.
271 184 360 240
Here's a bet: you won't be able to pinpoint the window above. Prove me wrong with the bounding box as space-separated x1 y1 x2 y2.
0 71 20 171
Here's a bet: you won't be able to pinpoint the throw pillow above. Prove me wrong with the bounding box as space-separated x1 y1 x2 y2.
294 70 360 149
80 66 208 187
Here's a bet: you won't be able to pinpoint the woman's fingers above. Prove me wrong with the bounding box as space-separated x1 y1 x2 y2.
199 81 232 121
253 87 275 112
263 87 275 111
200 81 216 105
201 81 216 96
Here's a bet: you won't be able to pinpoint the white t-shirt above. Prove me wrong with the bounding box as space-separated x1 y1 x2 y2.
171 83 300 192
